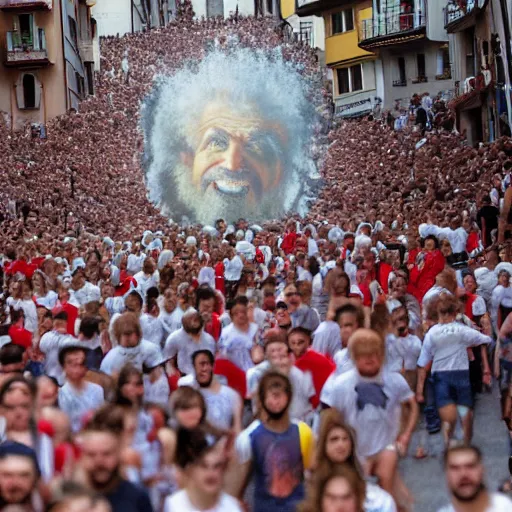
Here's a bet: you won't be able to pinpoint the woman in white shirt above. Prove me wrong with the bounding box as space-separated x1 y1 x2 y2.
311 409 398 512
164 428 242 512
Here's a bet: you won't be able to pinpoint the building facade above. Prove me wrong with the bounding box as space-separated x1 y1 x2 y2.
358 0 454 109
0 0 97 131
281 0 325 51
92 0 172 37
294 0 382 119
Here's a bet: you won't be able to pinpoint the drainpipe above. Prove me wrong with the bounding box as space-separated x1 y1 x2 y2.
10 84 15 134
131 0 135 33
42 83 47 126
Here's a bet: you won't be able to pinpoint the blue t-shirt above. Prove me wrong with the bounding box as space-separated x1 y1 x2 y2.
236 420 313 512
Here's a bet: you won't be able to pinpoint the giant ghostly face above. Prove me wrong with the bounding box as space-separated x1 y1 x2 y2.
142 48 317 225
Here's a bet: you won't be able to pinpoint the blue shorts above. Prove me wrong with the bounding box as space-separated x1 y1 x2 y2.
433 370 473 409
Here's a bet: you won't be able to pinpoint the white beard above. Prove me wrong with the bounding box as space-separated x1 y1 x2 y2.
169 161 290 224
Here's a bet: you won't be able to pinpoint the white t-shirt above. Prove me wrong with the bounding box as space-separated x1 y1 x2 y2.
159 307 187 336
312 320 341 359
163 328 216 375
34 290 58 310
325 368 413 458
39 331 79 385
386 333 422 372
438 493 512 512
127 253 146 274
58 381 104 433
6 297 38 333
100 339 164 375
133 270 159 301
140 313 166 348
365 482 397 512
224 255 243 281
164 489 242 512
143 370 170 408
186 382 241 431
72 282 101 306
218 323 258 372
417 322 492 373
320 348 353 406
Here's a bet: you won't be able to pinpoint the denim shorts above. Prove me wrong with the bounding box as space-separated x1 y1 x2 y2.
433 370 473 408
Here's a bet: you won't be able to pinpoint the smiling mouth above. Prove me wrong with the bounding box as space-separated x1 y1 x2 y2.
212 180 250 196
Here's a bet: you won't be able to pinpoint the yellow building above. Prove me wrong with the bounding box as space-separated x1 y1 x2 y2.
286 0 382 118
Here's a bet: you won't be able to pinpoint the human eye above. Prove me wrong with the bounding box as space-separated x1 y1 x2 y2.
205 133 229 151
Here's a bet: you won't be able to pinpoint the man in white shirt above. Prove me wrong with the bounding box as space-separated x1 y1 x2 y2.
100 312 164 377
133 257 159 303
439 444 512 512
247 334 315 422
39 311 78 385
58 345 104 433
163 309 216 375
70 268 100 307
159 284 192 337
417 293 492 446
323 329 418 500
218 296 258 372
223 247 244 300
178 349 242 433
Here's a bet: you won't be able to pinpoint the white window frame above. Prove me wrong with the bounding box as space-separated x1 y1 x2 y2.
332 8 355 36
338 63 364 95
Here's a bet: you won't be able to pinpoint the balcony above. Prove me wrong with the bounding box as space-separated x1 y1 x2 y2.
359 12 426 50
447 71 492 111
5 29 50 67
393 79 407 87
78 40 94 62
0 0 52 11
443 0 487 33
296 0 352 17
411 75 428 84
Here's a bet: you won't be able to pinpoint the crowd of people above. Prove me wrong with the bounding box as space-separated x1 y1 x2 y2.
1 4 512 512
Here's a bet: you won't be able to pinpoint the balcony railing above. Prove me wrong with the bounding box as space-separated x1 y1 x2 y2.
444 0 475 27
393 79 407 87
5 29 49 66
360 12 425 41
0 0 52 10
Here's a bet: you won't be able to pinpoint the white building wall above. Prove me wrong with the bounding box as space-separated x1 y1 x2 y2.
426 0 449 42
92 0 132 37
223 0 254 17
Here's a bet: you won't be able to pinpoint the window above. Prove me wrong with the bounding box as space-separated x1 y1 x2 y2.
85 62 94 96
266 0 273 14
299 21 313 45
23 74 36 109
416 53 426 78
398 57 406 82
75 71 85 99
332 9 354 35
18 14 33 47
337 64 363 95
465 28 475 76
68 16 78 47
436 46 450 76
206 0 224 17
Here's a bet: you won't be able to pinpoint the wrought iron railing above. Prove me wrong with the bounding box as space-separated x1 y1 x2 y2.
360 12 425 41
